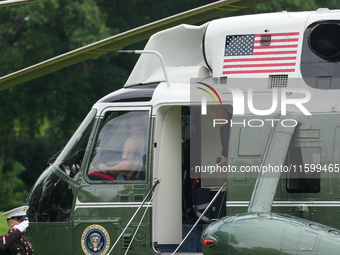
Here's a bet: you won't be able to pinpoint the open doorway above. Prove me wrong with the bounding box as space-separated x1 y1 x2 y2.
155 105 230 253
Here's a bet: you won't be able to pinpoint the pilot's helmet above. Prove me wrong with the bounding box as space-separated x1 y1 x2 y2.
2 206 29 221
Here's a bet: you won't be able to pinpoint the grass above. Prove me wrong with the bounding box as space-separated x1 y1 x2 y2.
0 212 8 235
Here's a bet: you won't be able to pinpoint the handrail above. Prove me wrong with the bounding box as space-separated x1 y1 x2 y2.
118 50 171 88
172 179 227 254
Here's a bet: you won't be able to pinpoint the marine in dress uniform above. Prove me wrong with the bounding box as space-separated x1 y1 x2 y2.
0 206 33 255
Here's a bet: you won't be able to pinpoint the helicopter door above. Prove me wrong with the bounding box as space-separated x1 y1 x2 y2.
153 106 182 245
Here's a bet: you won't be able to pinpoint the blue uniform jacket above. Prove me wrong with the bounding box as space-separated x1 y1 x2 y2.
0 228 33 255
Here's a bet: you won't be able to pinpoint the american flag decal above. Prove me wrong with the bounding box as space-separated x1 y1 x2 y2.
223 32 299 74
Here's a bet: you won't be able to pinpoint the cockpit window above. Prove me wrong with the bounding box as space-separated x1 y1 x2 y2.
28 109 97 223
28 168 74 222
54 109 97 178
87 110 149 182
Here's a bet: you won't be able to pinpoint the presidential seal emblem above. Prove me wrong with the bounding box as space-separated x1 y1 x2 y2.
81 224 110 255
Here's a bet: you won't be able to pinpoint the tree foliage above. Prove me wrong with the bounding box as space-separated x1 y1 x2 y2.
0 0 337 210
0 159 27 210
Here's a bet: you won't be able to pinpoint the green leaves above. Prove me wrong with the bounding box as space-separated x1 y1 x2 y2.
63 0 111 49
0 159 27 211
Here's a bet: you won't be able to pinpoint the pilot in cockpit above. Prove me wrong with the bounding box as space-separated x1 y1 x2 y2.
98 113 145 180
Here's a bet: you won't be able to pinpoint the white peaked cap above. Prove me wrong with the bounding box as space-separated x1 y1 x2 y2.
2 206 29 219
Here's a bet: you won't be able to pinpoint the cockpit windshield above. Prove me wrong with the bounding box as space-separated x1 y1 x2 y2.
54 109 97 178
